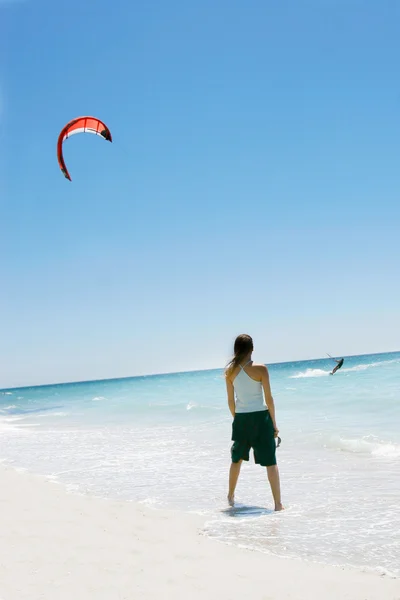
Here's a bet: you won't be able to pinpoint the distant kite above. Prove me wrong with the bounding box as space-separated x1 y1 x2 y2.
57 116 112 181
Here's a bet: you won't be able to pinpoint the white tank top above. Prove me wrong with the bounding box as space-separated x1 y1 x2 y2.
233 361 267 413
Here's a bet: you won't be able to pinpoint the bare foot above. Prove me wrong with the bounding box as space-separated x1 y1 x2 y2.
275 503 284 511
227 494 235 507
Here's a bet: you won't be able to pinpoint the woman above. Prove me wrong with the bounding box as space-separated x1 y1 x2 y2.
225 334 283 511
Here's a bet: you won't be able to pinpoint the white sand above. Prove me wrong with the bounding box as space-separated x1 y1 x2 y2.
0 466 399 600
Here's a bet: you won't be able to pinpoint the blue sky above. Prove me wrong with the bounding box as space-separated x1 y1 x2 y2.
1 0 399 387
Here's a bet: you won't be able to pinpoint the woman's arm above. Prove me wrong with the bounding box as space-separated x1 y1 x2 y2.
260 366 279 435
226 377 236 418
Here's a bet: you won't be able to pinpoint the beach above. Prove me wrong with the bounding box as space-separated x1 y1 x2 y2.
1 465 399 600
1 352 399 596
1 353 400 576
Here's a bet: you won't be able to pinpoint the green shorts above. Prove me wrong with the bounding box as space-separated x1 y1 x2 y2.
231 410 276 467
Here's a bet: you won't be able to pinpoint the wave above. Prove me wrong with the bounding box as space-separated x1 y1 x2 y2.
290 368 330 379
290 358 400 379
33 411 69 419
0 416 25 424
0 405 64 416
328 435 400 458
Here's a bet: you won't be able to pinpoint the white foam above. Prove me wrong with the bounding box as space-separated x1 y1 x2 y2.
329 436 400 458
34 411 69 419
138 497 160 507
290 368 330 379
371 443 400 458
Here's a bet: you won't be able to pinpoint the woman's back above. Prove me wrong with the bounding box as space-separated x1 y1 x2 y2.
232 361 267 413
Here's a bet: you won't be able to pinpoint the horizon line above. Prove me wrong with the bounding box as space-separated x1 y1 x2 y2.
1 349 399 393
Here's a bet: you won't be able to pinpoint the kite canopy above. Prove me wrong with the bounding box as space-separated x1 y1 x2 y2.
57 116 112 181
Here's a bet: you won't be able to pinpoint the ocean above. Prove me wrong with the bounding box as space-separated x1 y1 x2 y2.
1 352 399 577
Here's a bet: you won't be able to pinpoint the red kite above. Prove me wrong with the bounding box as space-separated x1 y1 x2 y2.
57 116 112 181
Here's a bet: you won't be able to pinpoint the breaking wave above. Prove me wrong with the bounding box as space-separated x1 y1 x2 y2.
328 435 400 458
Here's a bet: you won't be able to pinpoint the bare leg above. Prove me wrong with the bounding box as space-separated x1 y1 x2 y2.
228 460 242 505
266 465 284 511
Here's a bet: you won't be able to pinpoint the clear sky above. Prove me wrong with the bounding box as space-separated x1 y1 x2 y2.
1 0 399 388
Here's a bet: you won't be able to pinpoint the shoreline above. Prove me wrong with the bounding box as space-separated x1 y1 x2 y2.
0 465 399 600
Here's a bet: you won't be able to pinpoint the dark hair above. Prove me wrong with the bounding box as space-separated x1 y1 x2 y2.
225 334 254 378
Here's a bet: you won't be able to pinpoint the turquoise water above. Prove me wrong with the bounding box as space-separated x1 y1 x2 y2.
1 352 399 576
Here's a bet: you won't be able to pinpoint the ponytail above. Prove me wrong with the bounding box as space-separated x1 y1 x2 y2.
224 334 254 379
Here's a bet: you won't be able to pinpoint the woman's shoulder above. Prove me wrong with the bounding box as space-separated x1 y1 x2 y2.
251 363 268 371
250 363 269 374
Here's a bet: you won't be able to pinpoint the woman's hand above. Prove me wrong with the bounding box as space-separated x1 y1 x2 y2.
274 427 279 438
